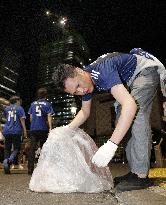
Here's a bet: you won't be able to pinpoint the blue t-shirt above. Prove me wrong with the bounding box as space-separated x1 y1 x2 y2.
3 104 26 135
28 99 55 131
82 53 137 101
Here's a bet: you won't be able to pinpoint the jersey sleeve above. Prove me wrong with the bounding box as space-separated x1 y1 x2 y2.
17 106 26 118
49 104 55 116
45 103 55 116
82 93 93 101
97 58 123 90
28 104 33 114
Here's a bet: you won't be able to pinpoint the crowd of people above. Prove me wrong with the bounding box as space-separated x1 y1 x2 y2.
0 87 55 175
0 48 165 193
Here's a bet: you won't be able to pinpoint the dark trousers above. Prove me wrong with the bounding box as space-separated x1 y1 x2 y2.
0 142 4 163
4 134 22 164
28 130 48 171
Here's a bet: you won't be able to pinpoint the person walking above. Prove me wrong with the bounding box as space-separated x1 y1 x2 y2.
28 87 55 175
3 96 27 174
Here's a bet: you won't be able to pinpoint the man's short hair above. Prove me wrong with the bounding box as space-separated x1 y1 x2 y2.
37 87 48 99
52 64 77 91
9 96 21 104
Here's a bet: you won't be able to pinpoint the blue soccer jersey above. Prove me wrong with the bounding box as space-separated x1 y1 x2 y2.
3 104 26 135
28 99 55 131
82 53 137 101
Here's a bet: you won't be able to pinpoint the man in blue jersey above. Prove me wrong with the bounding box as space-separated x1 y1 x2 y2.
3 96 27 174
52 48 165 191
28 87 55 175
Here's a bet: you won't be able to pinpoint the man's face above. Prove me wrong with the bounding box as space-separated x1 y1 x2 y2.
64 69 94 96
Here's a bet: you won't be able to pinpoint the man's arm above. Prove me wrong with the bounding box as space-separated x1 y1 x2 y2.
92 84 137 167
0 122 2 132
47 113 53 131
68 99 92 129
110 84 137 144
20 117 27 138
0 122 4 142
29 114 32 123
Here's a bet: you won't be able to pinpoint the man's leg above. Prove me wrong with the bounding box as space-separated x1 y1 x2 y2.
10 135 22 167
39 131 48 148
127 68 159 176
28 133 38 174
0 143 4 163
3 135 12 174
32 131 48 164
117 67 160 191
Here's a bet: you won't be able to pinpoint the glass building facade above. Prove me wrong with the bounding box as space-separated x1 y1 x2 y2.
0 48 21 98
0 48 21 124
38 30 90 126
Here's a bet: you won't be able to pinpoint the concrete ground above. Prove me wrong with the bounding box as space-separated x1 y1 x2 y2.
0 163 166 205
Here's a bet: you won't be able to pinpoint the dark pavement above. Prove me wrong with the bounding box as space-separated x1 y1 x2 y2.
0 164 166 205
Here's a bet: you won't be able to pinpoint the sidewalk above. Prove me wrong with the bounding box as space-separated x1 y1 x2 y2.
0 163 166 205
111 163 166 205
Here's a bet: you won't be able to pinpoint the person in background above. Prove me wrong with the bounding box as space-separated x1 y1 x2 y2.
0 123 4 168
52 48 165 191
3 96 27 174
0 98 10 169
28 87 55 175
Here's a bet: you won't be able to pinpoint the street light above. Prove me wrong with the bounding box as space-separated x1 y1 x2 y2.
46 10 51 16
59 17 67 26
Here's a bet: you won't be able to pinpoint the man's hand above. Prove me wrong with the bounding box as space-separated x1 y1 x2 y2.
0 131 4 141
23 131 27 139
92 140 118 167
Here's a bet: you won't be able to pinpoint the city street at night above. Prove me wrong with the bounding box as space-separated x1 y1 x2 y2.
0 1 166 205
0 164 166 205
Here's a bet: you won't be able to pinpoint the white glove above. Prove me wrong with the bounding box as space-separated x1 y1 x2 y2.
92 140 118 167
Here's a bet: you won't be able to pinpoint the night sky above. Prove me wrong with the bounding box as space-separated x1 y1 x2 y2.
0 0 165 105
61 0 165 62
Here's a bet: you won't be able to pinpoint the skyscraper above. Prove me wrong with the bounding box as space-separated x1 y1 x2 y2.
0 48 21 98
38 30 90 126
0 48 21 124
